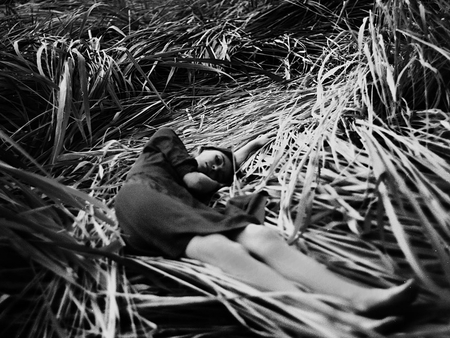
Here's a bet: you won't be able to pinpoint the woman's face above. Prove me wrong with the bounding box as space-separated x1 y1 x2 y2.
195 149 233 184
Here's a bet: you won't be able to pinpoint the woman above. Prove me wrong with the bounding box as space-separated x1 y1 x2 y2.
115 127 417 318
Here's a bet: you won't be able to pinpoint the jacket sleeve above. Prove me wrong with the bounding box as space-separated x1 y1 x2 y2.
144 128 197 178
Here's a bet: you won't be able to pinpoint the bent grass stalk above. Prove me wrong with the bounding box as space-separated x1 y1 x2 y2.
1 0 450 337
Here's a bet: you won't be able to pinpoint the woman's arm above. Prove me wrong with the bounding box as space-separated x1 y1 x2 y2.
145 128 198 179
183 171 223 195
234 134 272 167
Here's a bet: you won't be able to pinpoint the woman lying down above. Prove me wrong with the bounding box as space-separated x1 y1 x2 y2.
115 127 418 329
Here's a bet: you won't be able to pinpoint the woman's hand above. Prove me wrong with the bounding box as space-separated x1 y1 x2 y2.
254 133 274 148
183 172 223 194
235 132 275 167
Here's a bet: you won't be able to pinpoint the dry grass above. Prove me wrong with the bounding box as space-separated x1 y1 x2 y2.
1 0 450 337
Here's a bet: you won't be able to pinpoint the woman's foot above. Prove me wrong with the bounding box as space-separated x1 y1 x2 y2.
352 279 418 318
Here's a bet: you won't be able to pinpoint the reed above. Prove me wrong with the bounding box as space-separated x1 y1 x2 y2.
1 0 449 337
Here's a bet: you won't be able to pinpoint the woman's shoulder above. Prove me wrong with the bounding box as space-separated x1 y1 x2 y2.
144 128 180 149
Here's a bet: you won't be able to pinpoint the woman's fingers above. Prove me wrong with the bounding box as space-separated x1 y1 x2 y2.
256 133 275 146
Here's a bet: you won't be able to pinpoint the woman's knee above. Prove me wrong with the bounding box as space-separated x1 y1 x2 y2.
237 224 285 255
185 234 248 263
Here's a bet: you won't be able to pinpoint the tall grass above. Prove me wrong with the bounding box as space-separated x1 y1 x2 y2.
1 0 450 337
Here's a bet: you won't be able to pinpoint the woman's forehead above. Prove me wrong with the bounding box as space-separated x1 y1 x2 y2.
200 146 233 160
205 149 232 164
203 149 222 156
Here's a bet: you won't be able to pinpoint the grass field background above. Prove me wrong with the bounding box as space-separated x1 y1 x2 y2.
1 0 450 337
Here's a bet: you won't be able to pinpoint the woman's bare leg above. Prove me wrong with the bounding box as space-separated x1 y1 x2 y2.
185 231 407 333
234 224 417 314
185 233 300 292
